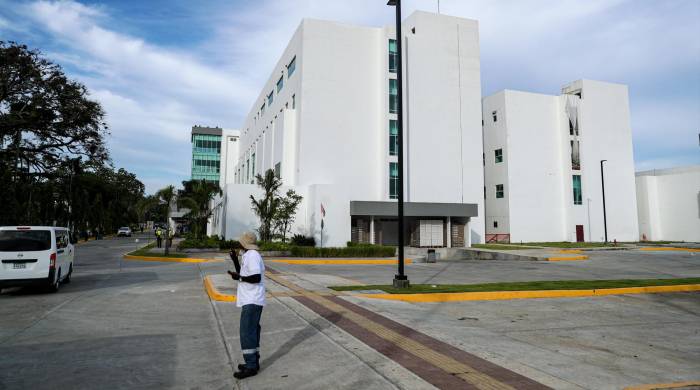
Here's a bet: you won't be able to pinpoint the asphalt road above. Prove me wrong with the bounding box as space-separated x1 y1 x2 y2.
0 235 234 390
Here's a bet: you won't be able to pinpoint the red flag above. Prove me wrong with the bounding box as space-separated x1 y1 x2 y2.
321 203 326 218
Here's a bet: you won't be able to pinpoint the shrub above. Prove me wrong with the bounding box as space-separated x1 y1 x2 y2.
177 236 219 250
346 241 377 247
290 245 395 258
291 234 316 247
258 241 292 251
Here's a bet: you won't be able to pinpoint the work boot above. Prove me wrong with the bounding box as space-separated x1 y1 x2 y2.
233 367 258 379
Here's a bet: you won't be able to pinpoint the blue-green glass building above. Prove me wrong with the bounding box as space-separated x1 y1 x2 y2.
191 126 222 182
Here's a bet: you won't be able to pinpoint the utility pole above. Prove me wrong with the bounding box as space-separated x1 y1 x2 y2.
387 0 409 288
600 160 608 243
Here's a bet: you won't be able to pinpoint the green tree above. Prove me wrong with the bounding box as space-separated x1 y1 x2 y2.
177 179 222 239
250 169 282 241
275 189 303 242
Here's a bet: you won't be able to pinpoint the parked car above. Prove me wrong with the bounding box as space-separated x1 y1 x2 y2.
117 227 132 237
0 226 74 293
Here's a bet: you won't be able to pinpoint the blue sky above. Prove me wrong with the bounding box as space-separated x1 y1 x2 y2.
1 0 698 193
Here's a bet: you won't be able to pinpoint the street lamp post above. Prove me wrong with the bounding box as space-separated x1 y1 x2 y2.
387 0 409 289
600 160 608 243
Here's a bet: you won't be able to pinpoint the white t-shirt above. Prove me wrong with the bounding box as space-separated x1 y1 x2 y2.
236 250 266 307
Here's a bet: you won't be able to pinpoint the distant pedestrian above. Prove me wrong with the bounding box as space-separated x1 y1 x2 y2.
228 232 265 379
156 228 162 248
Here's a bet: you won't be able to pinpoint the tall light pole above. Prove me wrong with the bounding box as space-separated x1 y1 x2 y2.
387 0 409 288
600 160 608 243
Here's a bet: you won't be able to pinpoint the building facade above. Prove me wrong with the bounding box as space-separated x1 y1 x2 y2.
636 166 700 242
482 80 639 243
212 12 485 247
191 126 223 182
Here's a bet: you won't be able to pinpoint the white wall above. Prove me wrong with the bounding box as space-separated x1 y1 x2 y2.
572 80 639 242
482 80 639 243
403 11 485 244
636 166 700 242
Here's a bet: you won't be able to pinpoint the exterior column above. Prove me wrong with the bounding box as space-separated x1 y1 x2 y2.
369 216 375 244
465 218 471 247
446 217 452 248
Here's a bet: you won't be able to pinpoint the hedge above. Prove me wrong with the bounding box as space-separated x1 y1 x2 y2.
257 241 292 251
177 236 240 250
290 245 395 258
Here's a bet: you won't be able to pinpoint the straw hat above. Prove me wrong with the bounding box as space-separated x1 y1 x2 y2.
239 232 259 250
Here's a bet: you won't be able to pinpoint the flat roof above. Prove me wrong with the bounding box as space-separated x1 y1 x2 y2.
191 126 222 136
350 201 478 218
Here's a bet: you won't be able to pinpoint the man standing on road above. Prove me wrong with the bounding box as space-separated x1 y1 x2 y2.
228 232 265 379
155 228 162 248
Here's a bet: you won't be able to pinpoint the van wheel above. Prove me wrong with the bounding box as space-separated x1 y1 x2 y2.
64 264 73 284
47 270 61 293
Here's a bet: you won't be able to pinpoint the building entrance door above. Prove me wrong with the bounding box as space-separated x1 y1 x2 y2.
575 225 584 242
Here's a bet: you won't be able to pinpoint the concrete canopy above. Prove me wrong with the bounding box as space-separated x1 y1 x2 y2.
349 201 478 218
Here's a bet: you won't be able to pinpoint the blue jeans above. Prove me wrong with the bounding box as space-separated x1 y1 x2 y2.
240 304 263 370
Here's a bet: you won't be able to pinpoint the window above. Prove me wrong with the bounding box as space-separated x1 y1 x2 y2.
251 153 256 179
267 91 274 106
495 184 504 199
276 76 284 93
493 221 498 228
492 111 498 123
260 102 265 116
246 159 250 183
572 175 582 205
389 162 398 199
571 140 580 170
274 162 281 178
389 120 398 155
388 39 397 73
495 148 503 163
292 94 296 109
389 79 398 114
287 56 296 77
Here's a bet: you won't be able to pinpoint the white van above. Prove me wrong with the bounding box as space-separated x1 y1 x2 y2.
0 226 74 292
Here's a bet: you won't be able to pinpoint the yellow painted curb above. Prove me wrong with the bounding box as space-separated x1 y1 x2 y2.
358 284 700 303
269 258 412 265
547 255 588 261
639 247 700 252
203 275 236 302
624 381 700 390
123 254 223 263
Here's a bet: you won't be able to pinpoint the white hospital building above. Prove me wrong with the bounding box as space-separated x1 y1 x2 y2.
482 80 639 243
211 11 484 247
209 11 646 247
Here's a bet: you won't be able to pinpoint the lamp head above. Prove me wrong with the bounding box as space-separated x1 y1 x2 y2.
387 0 397 5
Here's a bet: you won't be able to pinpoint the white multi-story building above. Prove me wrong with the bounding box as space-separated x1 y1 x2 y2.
211 11 485 247
636 165 700 242
482 80 639 243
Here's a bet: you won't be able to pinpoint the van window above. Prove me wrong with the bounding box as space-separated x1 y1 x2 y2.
56 231 68 249
0 230 52 251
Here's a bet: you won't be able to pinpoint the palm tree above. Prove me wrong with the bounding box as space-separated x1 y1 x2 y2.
177 180 222 239
156 185 175 255
250 169 282 241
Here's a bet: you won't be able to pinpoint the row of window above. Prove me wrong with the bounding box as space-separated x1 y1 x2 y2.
193 159 220 173
488 175 583 204
388 38 398 199
254 57 296 123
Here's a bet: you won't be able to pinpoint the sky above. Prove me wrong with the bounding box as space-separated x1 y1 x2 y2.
1 0 698 193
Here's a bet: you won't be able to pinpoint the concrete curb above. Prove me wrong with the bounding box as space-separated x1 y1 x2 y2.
547 255 589 261
624 381 700 390
639 247 700 253
123 254 224 263
357 284 700 303
203 275 236 302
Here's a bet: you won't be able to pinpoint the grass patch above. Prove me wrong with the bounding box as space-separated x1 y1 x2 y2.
127 242 188 258
472 244 537 250
516 242 618 248
329 278 700 294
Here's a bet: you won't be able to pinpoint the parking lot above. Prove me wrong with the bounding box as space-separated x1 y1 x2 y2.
2 240 698 389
